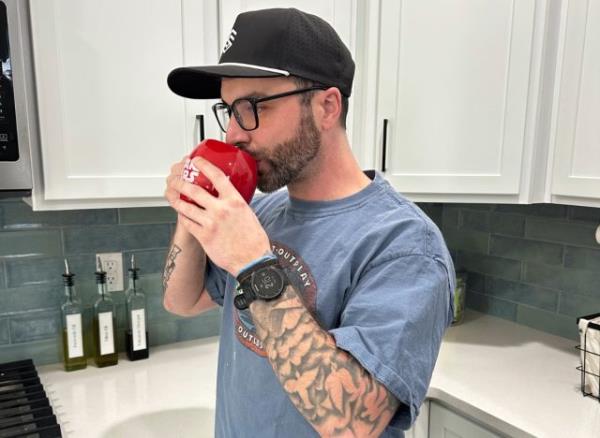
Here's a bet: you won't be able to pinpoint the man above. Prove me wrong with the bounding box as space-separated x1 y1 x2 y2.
163 8 454 438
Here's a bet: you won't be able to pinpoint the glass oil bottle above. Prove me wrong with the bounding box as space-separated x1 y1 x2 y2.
61 259 87 371
125 255 149 360
93 257 118 367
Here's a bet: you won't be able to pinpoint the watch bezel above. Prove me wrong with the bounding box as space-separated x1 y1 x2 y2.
251 265 286 300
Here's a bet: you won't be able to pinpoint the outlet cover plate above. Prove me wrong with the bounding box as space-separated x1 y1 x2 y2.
97 252 124 292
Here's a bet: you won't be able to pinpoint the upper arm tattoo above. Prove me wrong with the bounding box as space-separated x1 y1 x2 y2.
251 286 399 437
162 244 182 292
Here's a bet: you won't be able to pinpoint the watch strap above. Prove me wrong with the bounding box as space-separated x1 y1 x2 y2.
236 256 279 283
233 285 255 310
234 257 283 310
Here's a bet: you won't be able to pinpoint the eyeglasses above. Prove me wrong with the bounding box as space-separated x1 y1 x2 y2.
211 86 327 133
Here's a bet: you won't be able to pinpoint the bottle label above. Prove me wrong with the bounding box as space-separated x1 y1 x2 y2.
66 313 84 358
98 311 115 355
131 309 147 351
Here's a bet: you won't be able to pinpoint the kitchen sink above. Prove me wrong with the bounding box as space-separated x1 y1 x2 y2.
101 407 215 438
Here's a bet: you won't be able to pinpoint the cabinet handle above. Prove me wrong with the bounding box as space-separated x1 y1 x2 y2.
196 114 205 142
382 119 388 172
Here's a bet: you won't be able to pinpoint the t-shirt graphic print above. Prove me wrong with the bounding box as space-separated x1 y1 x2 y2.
234 241 318 356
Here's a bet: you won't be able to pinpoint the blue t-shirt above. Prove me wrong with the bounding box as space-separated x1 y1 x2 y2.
205 171 454 437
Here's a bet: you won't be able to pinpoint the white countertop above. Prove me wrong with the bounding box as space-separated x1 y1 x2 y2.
38 337 219 438
430 311 600 438
38 310 600 438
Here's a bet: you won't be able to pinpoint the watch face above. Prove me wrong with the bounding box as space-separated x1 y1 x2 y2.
252 267 285 300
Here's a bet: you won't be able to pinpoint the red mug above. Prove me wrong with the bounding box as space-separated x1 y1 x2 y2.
180 139 257 205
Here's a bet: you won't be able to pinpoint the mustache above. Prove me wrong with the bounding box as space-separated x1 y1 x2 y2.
234 143 265 161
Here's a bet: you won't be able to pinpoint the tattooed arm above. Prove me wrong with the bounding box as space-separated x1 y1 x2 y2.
162 222 217 316
250 284 400 437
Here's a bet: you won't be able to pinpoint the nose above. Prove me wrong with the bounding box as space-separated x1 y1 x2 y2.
225 115 251 145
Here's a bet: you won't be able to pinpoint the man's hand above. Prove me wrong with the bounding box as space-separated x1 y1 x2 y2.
165 155 271 276
164 155 188 207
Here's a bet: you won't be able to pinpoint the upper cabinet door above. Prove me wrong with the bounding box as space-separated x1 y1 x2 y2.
376 0 538 196
550 0 600 202
29 0 220 202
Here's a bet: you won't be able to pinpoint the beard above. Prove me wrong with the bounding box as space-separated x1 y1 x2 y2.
254 107 321 193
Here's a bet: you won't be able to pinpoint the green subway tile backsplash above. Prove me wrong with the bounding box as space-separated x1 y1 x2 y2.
558 292 600 318
564 246 600 270
441 227 490 253
0 200 219 366
0 261 5 289
0 339 62 365
515 305 576 340
456 251 521 281
122 249 168 275
1 197 598 365
10 311 61 343
525 219 599 248
466 291 518 320
149 320 178 346
489 235 564 265
0 319 9 345
2 203 117 230
524 263 600 297
0 285 64 314
118 207 177 224
485 277 559 312
5 257 65 288
460 209 490 233
442 207 460 229
63 224 171 254
420 202 600 341
567 206 600 223
0 230 63 257
494 204 568 218
490 213 525 237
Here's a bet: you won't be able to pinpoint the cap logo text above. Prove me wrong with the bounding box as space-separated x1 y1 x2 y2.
222 29 237 54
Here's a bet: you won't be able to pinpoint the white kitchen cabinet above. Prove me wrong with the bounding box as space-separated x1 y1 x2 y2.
429 402 502 438
548 0 600 207
372 0 551 203
217 0 361 148
27 0 221 210
25 1 599 209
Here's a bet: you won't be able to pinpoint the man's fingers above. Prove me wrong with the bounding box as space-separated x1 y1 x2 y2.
192 156 238 199
175 179 219 209
173 197 211 227
171 159 186 175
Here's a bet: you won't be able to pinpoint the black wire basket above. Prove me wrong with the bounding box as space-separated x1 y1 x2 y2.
576 312 600 402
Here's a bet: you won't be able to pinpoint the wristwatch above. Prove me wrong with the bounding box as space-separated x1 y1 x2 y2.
234 258 288 310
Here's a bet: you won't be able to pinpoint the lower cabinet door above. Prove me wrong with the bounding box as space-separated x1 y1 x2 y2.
429 402 501 438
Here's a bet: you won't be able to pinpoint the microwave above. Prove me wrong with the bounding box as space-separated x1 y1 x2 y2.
0 0 37 197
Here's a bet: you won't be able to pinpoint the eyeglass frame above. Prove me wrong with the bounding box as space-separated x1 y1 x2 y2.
211 85 328 133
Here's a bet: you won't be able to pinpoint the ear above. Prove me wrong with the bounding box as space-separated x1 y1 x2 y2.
315 87 342 130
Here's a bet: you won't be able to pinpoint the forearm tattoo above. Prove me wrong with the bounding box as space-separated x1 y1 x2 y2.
162 244 182 292
251 286 399 437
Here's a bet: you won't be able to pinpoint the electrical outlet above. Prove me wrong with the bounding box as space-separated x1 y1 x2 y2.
96 252 124 292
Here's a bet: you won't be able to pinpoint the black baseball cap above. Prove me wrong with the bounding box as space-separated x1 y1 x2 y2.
167 8 355 99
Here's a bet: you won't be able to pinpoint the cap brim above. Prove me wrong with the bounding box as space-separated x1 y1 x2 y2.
167 64 288 99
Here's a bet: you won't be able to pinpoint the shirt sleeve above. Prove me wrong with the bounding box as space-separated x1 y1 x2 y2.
204 257 228 306
328 253 454 430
